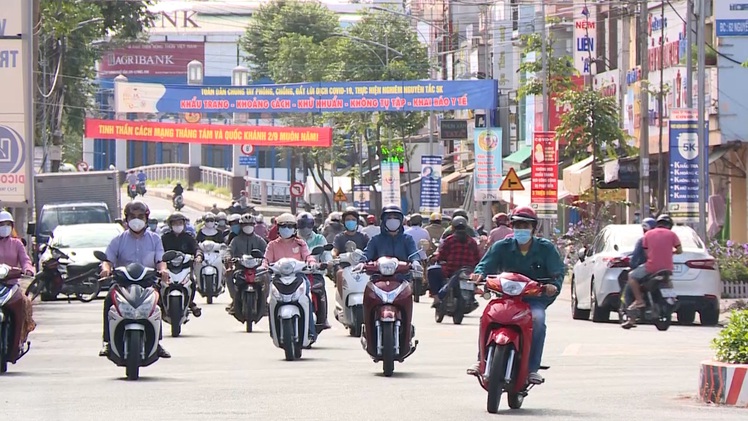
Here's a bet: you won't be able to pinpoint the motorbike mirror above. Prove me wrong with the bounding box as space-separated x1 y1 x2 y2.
482 291 493 300
162 250 178 261
250 249 264 259
93 250 108 262
323 243 334 251
26 222 36 235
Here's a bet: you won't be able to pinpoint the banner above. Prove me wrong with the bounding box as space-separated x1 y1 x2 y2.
419 155 442 214
98 42 205 77
353 184 370 213
0 0 30 205
114 79 498 114
381 160 401 207
573 4 597 75
84 119 332 147
668 109 707 223
716 2 748 37
531 131 558 218
473 128 503 201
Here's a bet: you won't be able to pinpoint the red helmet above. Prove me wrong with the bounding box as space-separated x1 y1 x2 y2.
493 212 509 226
366 215 376 224
510 206 537 226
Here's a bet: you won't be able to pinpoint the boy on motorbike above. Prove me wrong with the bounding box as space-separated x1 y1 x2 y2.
161 212 202 317
467 206 564 385
428 216 481 308
227 214 268 315
363 205 422 273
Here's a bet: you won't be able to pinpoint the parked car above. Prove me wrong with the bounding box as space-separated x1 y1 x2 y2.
570 224 720 325
150 209 171 231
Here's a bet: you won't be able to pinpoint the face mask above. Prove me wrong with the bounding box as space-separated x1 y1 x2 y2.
242 226 255 235
0 226 11 238
128 218 146 232
218 220 226 227
231 225 241 234
513 229 533 245
345 220 358 231
385 219 401 232
172 225 184 234
149 224 157 231
279 227 295 239
298 227 313 238
205 222 215 229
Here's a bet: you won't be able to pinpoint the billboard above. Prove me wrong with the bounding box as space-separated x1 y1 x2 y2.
98 42 205 77
473 128 503 202
668 109 708 223
419 155 442 214
716 2 748 36
530 131 558 218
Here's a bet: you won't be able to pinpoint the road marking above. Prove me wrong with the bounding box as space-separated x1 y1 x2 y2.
561 343 582 356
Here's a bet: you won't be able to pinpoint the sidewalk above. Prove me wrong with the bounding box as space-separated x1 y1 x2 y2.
145 186 290 217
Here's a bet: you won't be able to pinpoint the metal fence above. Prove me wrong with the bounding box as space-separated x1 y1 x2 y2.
128 164 188 183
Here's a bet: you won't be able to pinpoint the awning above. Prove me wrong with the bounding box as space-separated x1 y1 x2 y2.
503 146 531 165
562 156 593 195
441 164 473 191
516 167 531 179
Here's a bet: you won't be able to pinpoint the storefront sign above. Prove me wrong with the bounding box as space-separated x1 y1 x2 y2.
668 108 708 223
439 120 468 140
716 2 748 36
473 128 503 202
573 6 597 75
98 42 205 77
530 131 558 218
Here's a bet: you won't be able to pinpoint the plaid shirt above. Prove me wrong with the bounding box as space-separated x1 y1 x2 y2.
438 233 482 277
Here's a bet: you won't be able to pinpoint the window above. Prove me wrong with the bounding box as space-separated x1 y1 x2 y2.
39 207 110 235
51 226 122 248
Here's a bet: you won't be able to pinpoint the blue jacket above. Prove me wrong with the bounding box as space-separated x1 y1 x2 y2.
630 238 646 269
364 224 419 263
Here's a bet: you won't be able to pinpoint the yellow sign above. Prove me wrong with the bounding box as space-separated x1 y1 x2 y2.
334 187 347 202
500 168 524 191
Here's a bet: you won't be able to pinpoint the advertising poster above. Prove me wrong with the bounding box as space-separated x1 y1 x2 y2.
98 42 205 77
114 80 499 114
473 127 503 201
380 160 401 207
353 184 370 213
84 119 332 147
419 155 442 214
668 109 708 223
531 131 558 218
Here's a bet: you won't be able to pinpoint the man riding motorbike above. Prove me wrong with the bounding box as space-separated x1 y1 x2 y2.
296 212 331 330
0 210 36 363
332 209 370 296
428 216 482 308
147 218 159 233
467 206 564 385
172 182 184 198
227 214 268 315
196 212 226 243
440 208 478 240
425 212 445 245
98 201 171 358
160 212 202 317
624 214 682 321
226 214 241 244
404 214 430 260
216 212 229 235
323 212 344 244
487 212 513 247
361 214 379 238
363 205 422 272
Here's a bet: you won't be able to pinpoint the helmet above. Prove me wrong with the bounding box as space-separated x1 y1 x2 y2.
453 208 468 219
176 182 182 186
124 201 150 218
641 217 657 232
204 212 216 222
429 212 441 222
381 204 404 221
410 214 423 226
167 212 188 225
366 215 376 224
451 215 468 228
510 206 538 225
147 217 158 224
255 213 264 223
0 210 14 224
329 211 342 222
276 213 296 226
656 214 674 229
239 213 255 225
216 211 227 221
227 214 241 224
493 212 510 226
342 208 359 221
296 212 315 229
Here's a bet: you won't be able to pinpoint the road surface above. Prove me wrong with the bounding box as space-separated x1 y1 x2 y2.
123 191 203 223
8 299 743 419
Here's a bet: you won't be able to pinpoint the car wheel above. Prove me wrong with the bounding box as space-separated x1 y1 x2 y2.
571 278 591 320
676 309 696 325
590 281 610 323
699 307 720 326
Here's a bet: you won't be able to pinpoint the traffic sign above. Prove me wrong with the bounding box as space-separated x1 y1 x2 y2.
76 161 89 172
240 144 255 155
334 187 347 202
290 182 305 198
500 168 524 191
238 155 257 166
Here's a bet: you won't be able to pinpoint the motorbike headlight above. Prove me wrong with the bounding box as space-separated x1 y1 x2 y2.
170 256 184 266
500 278 527 296
203 266 217 275
377 257 398 276
115 292 157 319
278 260 296 276
0 264 9 279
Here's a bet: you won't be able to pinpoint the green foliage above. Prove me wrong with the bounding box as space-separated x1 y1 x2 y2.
708 241 748 283
554 89 631 161
712 309 748 364
517 20 577 99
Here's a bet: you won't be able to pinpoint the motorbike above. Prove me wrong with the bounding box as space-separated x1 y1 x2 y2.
267 245 330 361
196 240 227 304
173 194 184 211
409 239 431 303
25 244 101 303
160 250 194 337
471 272 550 413
619 268 678 331
308 244 333 333
136 180 147 196
333 241 368 337
128 184 138 199
358 254 421 377
0 265 31 373
434 266 477 325
232 250 267 332
93 251 163 381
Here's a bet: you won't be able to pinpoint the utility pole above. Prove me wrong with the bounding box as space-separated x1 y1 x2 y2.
638 1 650 218
686 0 693 108
540 1 549 131
583 2 598 219
657 0 666 212
696 0 707 240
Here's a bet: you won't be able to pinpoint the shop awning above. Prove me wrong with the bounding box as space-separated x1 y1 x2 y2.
441 164 474 191
503 146 531 165
562 156 593 195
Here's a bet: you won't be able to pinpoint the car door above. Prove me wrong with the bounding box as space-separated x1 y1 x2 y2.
575 230 606 307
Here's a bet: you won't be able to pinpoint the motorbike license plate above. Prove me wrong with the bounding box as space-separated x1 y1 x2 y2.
459 280 474 290
660 288 677 299
246 285 254 292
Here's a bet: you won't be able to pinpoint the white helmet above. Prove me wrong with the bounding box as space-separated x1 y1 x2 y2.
255 214 264 223
216 211 227 221
204 212 216 220
227 214 241 223
0 211 13 224
239 213 255 224
329 211 342 222
276 212 296 225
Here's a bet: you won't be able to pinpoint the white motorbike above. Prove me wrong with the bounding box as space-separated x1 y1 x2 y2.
333 241 368 337
196 241 227 304
173 194 184 210
94 251 162 381
267 245 330 361
160 251 194 337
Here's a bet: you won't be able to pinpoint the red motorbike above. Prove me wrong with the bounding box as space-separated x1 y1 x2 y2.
471 272 550 413
359 257 419 377
0 265 30 373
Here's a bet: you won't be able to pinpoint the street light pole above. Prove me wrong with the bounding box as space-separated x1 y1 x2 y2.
696 0 707 240
186 60 204 188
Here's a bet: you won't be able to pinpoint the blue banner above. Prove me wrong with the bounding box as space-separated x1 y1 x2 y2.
419 155 442 214
353 184 370 213
668 109 708 223
473 127 503 201
114 80 498 114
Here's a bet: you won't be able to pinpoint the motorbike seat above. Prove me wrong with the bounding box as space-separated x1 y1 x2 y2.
642 270 673 291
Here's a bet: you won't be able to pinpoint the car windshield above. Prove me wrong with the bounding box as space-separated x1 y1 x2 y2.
39 207 110 234
612 225 704 251
150 209 170 222
51 226 121 248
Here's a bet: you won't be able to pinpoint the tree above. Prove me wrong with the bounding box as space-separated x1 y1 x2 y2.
38 0 154 170
517 19 576 99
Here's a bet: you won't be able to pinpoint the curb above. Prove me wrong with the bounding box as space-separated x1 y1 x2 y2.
699 360 748 407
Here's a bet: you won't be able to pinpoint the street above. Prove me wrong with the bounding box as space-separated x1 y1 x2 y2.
3 198 744 420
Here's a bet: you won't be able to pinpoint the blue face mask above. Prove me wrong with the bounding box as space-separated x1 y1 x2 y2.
231 225 240 234
345 220 358 231
513 229 532 245
279 227 295 239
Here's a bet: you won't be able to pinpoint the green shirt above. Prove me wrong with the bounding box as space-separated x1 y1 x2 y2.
303 232 331 262
474 237 566 306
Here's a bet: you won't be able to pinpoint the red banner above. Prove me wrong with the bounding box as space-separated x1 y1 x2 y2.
98 42 205 77
534 75 585 144
85 119 332 148
530 131 558 218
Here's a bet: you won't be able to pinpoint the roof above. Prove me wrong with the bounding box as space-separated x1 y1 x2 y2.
503 146 531 164
41 202 109 209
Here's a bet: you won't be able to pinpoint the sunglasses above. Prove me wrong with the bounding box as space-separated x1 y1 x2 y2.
241 222 256 226
278 223 296 229
204 218 216 223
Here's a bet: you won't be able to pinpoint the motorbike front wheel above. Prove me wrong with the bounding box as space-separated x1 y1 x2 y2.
0 322 8 373
125 330 143 381
349 305 363 337
169 295 183 337
453 295 465 325
25 278 42 302
381 321 395 377
487 344 511 414
282 318 298 361
205 277 214 304
244 292 254 333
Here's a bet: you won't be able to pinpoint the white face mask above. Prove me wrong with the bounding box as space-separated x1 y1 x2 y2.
205 222 215 229
128 218 146 232
242 226 254 235
0 226 11 238
385 219 401 232
172 225 184 234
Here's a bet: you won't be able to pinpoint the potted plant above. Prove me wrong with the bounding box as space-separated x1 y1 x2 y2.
699 309 748 406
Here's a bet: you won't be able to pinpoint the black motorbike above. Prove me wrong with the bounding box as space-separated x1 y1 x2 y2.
619 269 678 331
435 266 478 324
231 250 267 332
136 181 147 196
25 244 101 303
